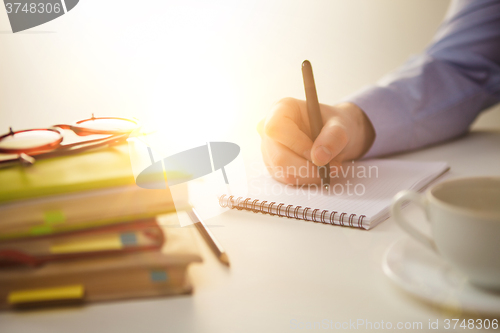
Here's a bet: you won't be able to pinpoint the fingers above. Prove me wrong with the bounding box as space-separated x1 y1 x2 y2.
311 119 349 166
261 135 342 186
261 135 316 185
265 117 314 161
262 98 313 160
258 97 352 185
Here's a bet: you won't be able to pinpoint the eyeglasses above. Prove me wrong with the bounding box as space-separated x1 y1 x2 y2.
0 115 140 167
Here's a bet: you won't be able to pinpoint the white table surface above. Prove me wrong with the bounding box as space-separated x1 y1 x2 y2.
1 128 499 332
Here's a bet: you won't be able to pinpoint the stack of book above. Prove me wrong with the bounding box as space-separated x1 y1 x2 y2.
0 144 201 310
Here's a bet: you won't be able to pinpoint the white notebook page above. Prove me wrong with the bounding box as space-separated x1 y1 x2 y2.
232 159 449 229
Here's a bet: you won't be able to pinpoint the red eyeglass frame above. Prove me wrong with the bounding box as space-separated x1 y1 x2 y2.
0 115 140 166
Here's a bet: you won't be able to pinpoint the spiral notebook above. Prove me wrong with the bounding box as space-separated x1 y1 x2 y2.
219 159 449 230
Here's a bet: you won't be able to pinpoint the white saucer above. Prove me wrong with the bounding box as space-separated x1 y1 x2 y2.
383 237 500 314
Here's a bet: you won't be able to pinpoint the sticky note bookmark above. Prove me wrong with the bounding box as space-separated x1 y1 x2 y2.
43 210 66 224
50 235 123 254
8 285 85 305
120 232 138 246
150 270 168 282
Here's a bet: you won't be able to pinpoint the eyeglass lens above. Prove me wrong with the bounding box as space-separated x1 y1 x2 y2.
0 130 61 150
78 118 138 132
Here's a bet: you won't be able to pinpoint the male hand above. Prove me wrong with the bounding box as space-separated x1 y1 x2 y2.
257 98 375 185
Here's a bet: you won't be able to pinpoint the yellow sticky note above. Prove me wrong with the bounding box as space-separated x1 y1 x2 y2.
50 235 123 254
43 210 66 224
8 285 84 304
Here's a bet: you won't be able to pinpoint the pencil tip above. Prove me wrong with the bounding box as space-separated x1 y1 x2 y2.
219 253 230 266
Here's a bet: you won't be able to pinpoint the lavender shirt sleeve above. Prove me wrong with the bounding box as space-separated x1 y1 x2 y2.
348 0 500 158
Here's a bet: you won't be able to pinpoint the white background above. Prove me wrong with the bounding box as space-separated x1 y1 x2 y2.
2 0 499 158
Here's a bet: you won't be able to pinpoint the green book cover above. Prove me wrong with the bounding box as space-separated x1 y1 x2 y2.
0 144 187 205
0 145 139 204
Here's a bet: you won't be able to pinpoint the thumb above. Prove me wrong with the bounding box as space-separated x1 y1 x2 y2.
310 120 348 166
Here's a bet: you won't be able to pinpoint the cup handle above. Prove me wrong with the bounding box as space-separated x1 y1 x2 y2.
391 190 437 252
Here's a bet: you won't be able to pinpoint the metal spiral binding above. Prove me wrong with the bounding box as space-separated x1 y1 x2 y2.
312 209 320 222
294 206 302 219
243 198 251 210
329 211 337 224
218 195 367 229
235 197 244 210
348 214 356 227
268 202 276 216
251 199 259 213
260 200 268 213
320 210 328 224
339 213 346 226
276 203 285 217
285 204 293 219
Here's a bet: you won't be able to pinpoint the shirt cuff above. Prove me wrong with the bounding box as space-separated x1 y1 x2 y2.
344 85 414 159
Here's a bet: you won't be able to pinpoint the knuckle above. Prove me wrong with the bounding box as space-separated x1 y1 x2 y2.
269 151 286 168
276 97 298 108
287 136 301 152
274 97 301 118
326 124 349 147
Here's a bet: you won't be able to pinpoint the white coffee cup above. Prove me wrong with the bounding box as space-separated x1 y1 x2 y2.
391 177 500 290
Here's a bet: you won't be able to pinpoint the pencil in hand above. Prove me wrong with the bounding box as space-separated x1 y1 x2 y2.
302 60 330 190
